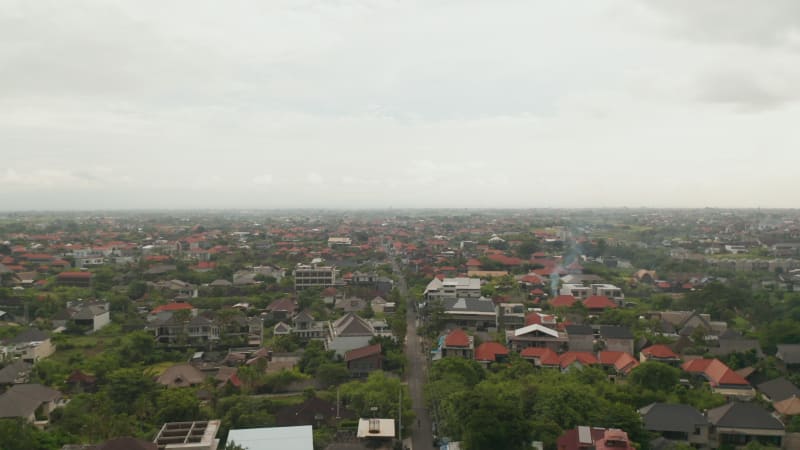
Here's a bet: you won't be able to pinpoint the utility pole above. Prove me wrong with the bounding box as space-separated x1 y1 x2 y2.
398 388 402 446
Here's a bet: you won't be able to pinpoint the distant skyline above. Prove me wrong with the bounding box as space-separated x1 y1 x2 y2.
2 1 800 210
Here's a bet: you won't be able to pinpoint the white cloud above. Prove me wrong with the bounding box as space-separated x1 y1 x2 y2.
307 172 324 185
252 174 274 185
0 0 798 209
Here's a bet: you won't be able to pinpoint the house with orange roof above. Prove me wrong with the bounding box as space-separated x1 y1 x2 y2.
583 295 618 314
474 342 509 366
507 323 568 353
520 347 560 368
56 271 92 288
440 328 474 359
550 295 578 309
640 344 681 365
559 351 598 372
682 358 755 399
598 351 639 377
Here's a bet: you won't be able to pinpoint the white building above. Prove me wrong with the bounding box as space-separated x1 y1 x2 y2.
294 263 339 290
424 277 482 300
153 420 221 450
559 283 624 302
327 237 352 247
227 425 313 450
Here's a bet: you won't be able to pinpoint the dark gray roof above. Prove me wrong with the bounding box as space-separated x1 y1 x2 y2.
719 329 743 339
0 360 32 384
442 298 496 313
6 328 49 344
707 402 784 430
0 383 62 419
72 303 108 320
777 344 800 364
599 325 634 339
757 377 800 402
565 324 593 335
639 403 707 433
333 313 374 337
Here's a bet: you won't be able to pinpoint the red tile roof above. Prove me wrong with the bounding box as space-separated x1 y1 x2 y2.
642 344 679 359
475 342 509 362
599 351 639 374
151 302 194 314
444 328 470 347
57 271 92 279
525 312 556 326
598 350 625 365
559 351 598 369
550 295 577 308
520 275 543 284
145 255 171 262
345 344 382 362
487 254 525 266
583 295 617 309
614 354 639 374
682 358 749 386
21 253 54 260
520 347 559 365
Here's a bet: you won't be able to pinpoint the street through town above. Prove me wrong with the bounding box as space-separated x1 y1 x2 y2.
393 260 435 450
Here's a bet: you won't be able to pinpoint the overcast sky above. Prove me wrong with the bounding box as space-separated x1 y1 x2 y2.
2 0 799 210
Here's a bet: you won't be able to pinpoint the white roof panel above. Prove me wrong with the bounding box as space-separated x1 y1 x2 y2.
227 425 313 450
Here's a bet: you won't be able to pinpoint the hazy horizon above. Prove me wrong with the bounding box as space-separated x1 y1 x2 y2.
3 1 799 210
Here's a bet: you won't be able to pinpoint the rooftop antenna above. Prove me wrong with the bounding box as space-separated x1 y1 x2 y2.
336 388 340 419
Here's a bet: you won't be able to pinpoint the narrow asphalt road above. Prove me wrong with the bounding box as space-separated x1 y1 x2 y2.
393 260 434 450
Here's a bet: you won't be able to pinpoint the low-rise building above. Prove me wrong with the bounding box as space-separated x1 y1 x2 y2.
440 297 497 331
227 425 313 450
639 403 709 448
326 313 391 356
439 328 474 359
506 323 568 353
708 402 784 449
0 383 64 424
1 329 55 363
153 420 221 450
557 426 634 450
682 358 755 400
345 343 382 377
424 277 481 300
57 271 92 288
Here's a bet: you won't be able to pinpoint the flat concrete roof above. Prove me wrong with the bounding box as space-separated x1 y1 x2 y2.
226 425 313 450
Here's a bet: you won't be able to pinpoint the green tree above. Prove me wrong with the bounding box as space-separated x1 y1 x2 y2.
628 362 680 392
456 383 531 450
127 280 147 300
155 388 204 424
0 418 61 450
339 371 413 430
316 363 350 388
104 367 158 415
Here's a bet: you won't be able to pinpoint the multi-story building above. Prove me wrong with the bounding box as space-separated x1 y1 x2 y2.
495 303 526 331
294 263 339 290
148 312 261 348
424 277 481 300
560 283 624 303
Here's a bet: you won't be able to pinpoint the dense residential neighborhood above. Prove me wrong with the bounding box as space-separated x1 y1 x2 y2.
1 209 800 449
